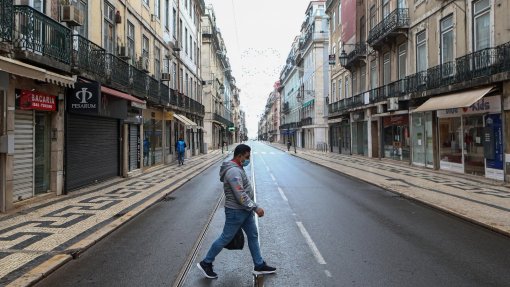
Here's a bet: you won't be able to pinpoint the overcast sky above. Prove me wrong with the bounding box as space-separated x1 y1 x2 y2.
205 0 315 138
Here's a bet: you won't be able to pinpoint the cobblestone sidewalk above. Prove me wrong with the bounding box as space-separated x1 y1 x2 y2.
0 150 230 287
269 143 510 237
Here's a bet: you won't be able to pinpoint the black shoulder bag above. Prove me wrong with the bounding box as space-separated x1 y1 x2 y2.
224 229 244 250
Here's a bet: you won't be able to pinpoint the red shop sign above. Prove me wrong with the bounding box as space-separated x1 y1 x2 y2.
19 90 56 111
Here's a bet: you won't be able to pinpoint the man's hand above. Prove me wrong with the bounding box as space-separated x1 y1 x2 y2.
255 207 265 217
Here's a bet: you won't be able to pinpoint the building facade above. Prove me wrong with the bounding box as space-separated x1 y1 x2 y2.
327 0 510 181
0 0 208 211
201 5 237 151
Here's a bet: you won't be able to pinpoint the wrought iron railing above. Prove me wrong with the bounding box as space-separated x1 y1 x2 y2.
106 53 130 88
131 67 148 98
169 89 178 106
346 42 367 67
367 8 409 46
72 35 106 78
160 83 169 105
0 0 13 42
147 76 160 103
300 117 313 126
329 41 510 115
214 113 233 127
13 5 71 64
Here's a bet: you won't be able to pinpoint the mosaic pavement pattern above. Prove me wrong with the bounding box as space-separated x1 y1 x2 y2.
0 151 228 286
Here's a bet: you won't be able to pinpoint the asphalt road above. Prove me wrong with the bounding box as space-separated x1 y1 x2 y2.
36 141 510 287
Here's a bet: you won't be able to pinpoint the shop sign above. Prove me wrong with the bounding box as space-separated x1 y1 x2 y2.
69 82 100 114
17 89 56 111
437 96 501 117
329 54 336 65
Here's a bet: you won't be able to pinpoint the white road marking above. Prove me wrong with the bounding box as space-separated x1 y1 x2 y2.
278 187 288 202
296 222 326 265
251 155 260 241
270 173 276 182
324 270 332 277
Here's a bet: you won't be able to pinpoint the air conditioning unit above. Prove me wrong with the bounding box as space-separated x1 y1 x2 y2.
387 97 399 111
138 57 149 73
60 5 82 26
118 46 130 60
173 40 181 51
161 73 171 81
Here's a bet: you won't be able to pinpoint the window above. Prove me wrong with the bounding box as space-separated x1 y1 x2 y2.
143 0 149 6
338 79 343 99
383 52 391 85
416 31 427 72
398 43 407 79
185 28 188 54
345 76 350 98
165 0 169 30
142 36 149 59
382 0 390 19
370 6 376 29
103 1 115 53
127 21 135 63
190 35 193 59
370 59 377 89
441 15 454 64
172 62 177 89
333 12 336 30
360 16 366 41
173 9 177 38
179 19 183 44
75 0 88 37
332 82 336 102
180 68 184 92
473 0 490 51
360 64 366 92
185 73 189 95
154 46 160 79
352 72 357 95
154 0 160 18
194 41 197 64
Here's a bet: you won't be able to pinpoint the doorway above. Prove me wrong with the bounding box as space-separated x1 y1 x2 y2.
34 112 50 194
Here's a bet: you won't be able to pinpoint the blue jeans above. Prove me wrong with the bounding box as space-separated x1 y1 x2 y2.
178 151 184 163
204 208 264 267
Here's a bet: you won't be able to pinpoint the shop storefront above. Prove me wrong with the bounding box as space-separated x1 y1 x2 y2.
125 105 143 172
436 95 503 180
13 89 56 200
66 81 141 190
143 108 164 168
411 112 434 168
173 113 198 158
382 115 410 161
351 112 367 156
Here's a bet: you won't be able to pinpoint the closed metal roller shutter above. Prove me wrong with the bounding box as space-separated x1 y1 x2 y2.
66 114 119 191
13 110 34 202
129 124 139 171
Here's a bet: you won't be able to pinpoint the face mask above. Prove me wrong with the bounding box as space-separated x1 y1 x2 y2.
242 159 250 167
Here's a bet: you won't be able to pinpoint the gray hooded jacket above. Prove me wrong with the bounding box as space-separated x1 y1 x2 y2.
219 160 258 211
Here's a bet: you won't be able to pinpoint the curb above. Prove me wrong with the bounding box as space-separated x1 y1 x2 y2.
6 151 231 287
267 143 510 238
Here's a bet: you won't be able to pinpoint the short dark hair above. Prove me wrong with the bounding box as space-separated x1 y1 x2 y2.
234 144 251 157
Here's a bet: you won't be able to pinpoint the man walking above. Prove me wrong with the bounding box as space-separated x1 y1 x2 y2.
197 144 276 279
176 138 186 165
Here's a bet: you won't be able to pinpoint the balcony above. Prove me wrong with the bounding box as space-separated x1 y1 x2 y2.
299 117 313 127
0 1 13 43
367 8 409 48
214 112 233 127
131 67 148 98
160 83 170 105
345 42 367 68
328 41 510 116
71 35 106 80
147 76 160 104
12 5 72 71
106 53 130 89
282 102 290 114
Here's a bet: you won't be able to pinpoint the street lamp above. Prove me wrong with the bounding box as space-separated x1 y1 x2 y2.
339 49 348 67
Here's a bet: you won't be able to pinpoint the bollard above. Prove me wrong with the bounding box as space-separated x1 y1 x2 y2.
253 273 264 287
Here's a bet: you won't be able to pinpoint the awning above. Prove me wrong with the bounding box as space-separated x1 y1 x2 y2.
173 114 198 128
412 86 495 113
0 56 75 88
101 86 146 104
